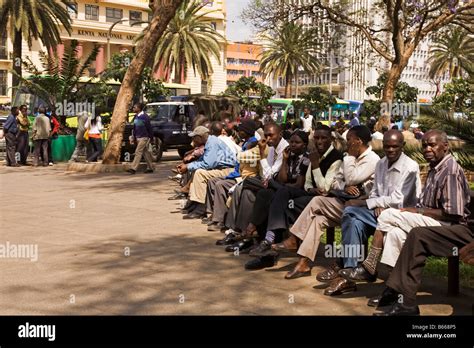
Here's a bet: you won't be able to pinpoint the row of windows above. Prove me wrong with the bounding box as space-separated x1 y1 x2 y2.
68 3 147 25
278 73 339 87
227 58 259 66
0 33 7 60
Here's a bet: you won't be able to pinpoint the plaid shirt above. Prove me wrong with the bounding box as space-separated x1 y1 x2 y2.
420 154 470 223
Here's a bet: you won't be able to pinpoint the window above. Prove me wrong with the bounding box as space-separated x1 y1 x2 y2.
106 8 123 23
0 70 7 96
0 33 7 59
68 1 78 19
130 11 142 25
85 4 99 20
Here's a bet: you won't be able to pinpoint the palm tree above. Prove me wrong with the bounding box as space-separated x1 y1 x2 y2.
150 0 225 84
260 21 322 98
0 0 73 94
15 40 99 111
428 26 474 83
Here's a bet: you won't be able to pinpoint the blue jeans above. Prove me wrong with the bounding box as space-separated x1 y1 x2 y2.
341 206 377 268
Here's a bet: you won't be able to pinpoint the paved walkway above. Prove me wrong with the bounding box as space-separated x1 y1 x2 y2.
1 152 472 315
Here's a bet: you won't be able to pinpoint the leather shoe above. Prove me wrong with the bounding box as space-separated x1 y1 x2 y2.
201 216 212 224
245 255 277 270
183 212 205 220
373 303 420 316
225 239 254 252
284 267 311 280
216 233 241 246
249 240 274 257
316 261 342 282
324 277 357 296
339 265 377 282
368 287 399 308
207 222 225 232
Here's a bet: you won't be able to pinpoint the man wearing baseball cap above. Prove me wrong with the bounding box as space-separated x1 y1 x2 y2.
177 124 237 219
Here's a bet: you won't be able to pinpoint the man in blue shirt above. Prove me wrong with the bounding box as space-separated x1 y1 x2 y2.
127 103 154 174
177 125 237 219
349 113 360 128
3 106 20 167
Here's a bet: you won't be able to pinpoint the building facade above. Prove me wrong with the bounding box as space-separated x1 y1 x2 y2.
226 41 263 86
0 0 228 103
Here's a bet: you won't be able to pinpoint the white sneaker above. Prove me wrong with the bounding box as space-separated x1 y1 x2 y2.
48 162 53 166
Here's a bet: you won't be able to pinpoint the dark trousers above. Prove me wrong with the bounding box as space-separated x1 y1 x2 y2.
33 139 49 165
386 224 473 307
206 177 236 223
225 184 257 231
47 138 53 163
5 132 18 166
87 137 103 162
16 131 29 164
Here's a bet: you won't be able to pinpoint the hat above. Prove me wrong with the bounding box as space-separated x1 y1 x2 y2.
237 119 257 136
189 126 209 137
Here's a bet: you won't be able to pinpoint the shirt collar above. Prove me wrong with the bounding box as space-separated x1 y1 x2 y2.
137 111 144 117
433 154 453 172
357 146 373 160
321 145 334 160
387 152 407 172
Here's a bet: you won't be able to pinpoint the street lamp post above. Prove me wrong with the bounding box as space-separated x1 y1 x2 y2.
107 18 129 63
107 19 150 63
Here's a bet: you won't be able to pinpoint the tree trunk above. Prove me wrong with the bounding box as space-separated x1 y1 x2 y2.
102 0 184 164
12 29 22 98
382 59 408 103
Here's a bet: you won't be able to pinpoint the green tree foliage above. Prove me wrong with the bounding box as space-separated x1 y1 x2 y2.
433 78 473 119
149 0 224 83
15 39 98 111
365 72 418 103
259 21 322 98
295 87 336 115
224 76 274 115
428 26 474 81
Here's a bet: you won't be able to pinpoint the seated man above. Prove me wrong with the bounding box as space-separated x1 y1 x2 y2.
283 125 380 279
177 125 237 219
322 130 421 295
360 130 471 307
205 119 260 231
372 223 473 316
223 123 289 239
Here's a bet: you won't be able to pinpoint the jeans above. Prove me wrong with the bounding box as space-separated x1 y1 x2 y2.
341 206 377 268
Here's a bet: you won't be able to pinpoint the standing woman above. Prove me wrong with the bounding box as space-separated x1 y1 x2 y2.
85 114 103 162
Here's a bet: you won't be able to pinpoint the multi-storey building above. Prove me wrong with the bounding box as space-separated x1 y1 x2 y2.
0 0 228 103
226 41 263 86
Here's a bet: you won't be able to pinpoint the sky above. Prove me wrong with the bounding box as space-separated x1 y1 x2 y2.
226 0 253 42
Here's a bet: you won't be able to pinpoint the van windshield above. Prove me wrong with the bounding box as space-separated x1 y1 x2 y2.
269 103 289 114
146 104 187 123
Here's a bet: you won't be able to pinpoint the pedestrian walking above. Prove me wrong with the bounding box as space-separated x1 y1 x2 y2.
4 106 20 167
127 103 154 174
84 114 103 162
69 111 89 162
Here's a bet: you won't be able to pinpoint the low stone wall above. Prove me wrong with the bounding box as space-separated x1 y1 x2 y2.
66 162 152 173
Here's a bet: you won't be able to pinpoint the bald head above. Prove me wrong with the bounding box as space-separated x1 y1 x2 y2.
383 129 404 145
383 129 405 165
423 129 448 143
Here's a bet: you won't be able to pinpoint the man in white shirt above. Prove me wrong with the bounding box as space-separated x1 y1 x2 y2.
322 130 421 295
263 105 278 125
300 107 314 133
284 125 380 280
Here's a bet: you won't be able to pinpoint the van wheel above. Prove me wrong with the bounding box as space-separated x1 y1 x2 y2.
178 148 187 159
151 138 164 162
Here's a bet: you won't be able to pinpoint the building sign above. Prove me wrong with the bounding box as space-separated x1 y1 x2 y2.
73 29 136 41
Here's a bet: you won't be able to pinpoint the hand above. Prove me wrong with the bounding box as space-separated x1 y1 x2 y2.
258 138 267 152
177 164 188 174
345 199 366 207
308 150 320 168
307 188 327 196
262 179 269 188
283 146 291 160
344 186 360 196
374 207 385 218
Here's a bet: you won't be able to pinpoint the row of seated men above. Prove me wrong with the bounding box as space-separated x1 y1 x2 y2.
171 119 473 316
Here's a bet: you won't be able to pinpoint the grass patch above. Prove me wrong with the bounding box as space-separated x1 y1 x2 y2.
322 228 473 288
